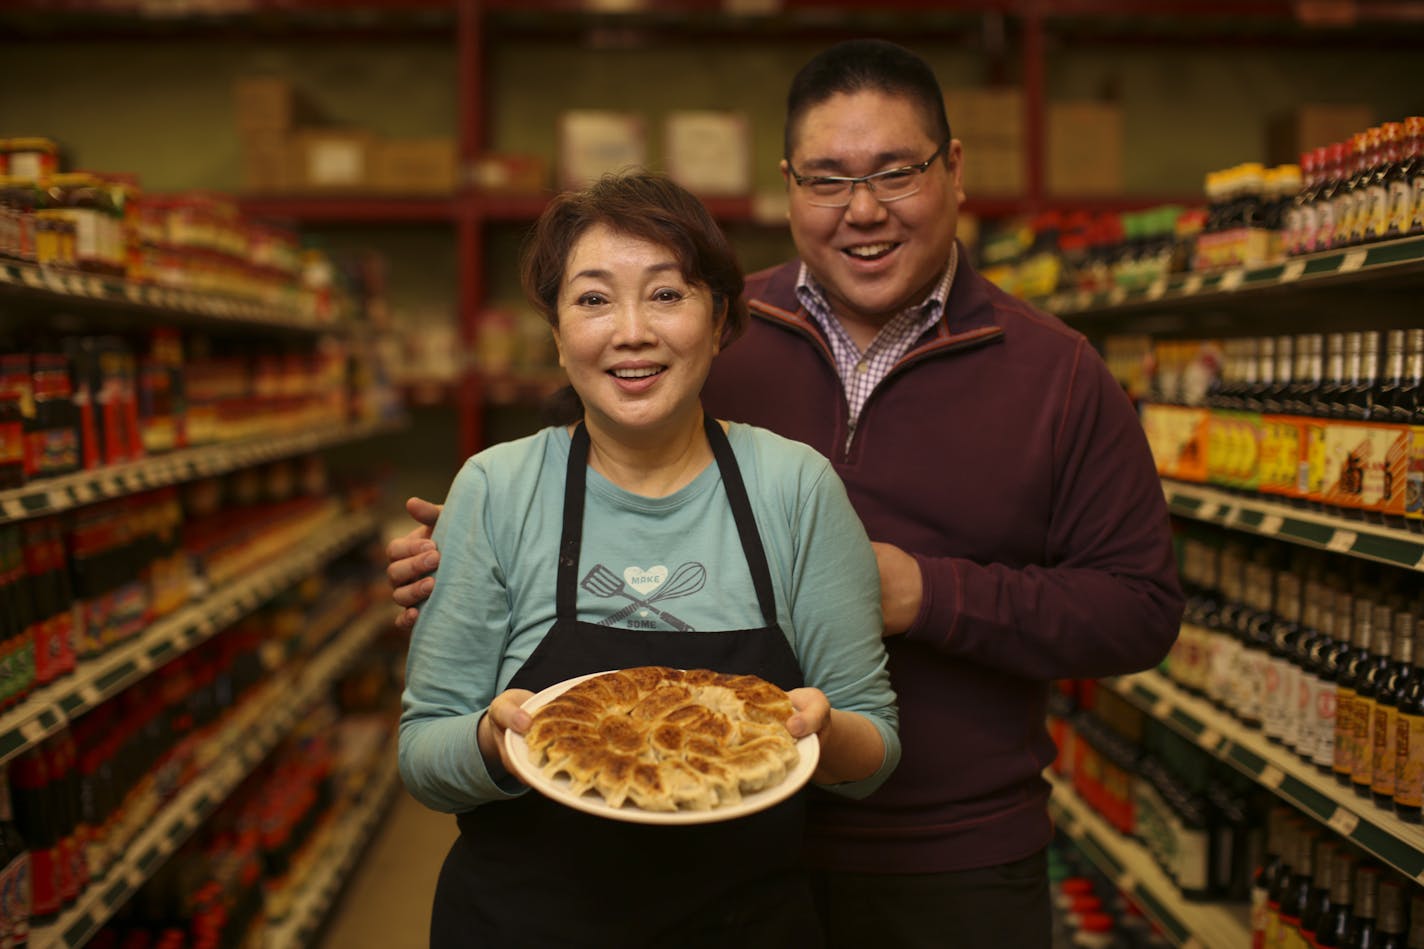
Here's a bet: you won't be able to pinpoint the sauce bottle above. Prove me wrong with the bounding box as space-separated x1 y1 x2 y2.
1372 609 1415 807
1316 848 1357 948
1335 594 1375 787
0 765 30 949
1407 893 1424 949
1352 601 1395 799
1316 143 1348 253
1358 125 1390 245
1337 131 1371 249
1265 568 1301 745
1277 824 1317 948
1346 865 1380 949
1301 146 1330 254
1374 878 1406 949
1252 807 1289 947
1392 118 1424 239
1263 816 1299 949
1300 838 1337 949
1392 613 1424 821
1368 122 1405 243
1308 581 1346 773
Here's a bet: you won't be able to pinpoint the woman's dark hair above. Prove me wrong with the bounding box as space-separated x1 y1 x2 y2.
521 171 748 425
520 171 748 347
783 39 952 160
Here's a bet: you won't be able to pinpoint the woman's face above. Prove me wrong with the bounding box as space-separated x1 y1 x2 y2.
553 223 724 442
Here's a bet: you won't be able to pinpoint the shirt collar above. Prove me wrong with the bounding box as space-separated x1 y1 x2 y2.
794 241 958 338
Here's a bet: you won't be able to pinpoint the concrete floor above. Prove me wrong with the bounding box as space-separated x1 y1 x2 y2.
316 791 458 949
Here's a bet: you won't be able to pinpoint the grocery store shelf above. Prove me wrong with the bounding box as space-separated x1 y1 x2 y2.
0 416 407 525
1048 772 1252 949
0 509 378 770
263 755 401 949
240 194 459 224
1104 668 1424 885
0 261 339 335
31 601 393 949
1040 233 1424 319
1163 480 1424 572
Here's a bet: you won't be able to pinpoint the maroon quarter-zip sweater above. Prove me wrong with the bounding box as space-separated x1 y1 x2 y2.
701 249 1182 874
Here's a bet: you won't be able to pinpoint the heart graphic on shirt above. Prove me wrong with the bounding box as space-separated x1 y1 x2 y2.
623 565 668 596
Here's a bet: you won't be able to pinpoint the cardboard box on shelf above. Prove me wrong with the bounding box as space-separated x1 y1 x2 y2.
1267 103 1374 165
1047 101 1123 195
558 110 647 191
962 140 1024 197
946 87 1024 143
289 128 374 190
233 76 317 135
664 111 752 198
472 153 549 194
372 138 459 194
239 132 291 192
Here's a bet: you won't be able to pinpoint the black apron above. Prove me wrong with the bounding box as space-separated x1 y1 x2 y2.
432 416 821 949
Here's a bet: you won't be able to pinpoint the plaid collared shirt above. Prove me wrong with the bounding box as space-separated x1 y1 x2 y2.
795 243 958 440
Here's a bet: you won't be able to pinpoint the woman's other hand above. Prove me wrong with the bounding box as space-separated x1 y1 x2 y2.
387 497 444 629
785 688 830 740
477 688 536 777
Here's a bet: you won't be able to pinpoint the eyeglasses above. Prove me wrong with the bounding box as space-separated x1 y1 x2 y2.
787 142 950 208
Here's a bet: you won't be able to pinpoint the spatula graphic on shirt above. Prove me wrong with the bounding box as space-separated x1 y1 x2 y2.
579 562 707 630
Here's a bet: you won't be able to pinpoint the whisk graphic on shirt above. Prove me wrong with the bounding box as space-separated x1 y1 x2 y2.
579 562 707 630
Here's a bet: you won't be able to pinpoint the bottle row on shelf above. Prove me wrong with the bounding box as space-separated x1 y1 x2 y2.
1168 522 1424 826
1049 677 1424 948
1255 801 1421 949
979 115 1424 303
1050 682 1260 906
0 547 394 947
1047 840 1172 949
1132 329 1424 525
0 454 360 711
0 136 384 327
0 328 398 492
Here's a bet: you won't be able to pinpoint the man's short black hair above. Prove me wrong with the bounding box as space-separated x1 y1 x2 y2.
784 39 952 160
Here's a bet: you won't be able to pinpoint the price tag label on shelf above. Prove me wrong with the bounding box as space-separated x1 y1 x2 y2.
1198 728 1222 750
1107 286 1128 306
1260 513 1285 534
1 498 24 519
1147 278 1168 300
1153 698 1172 719
1181 274 1204 295
1340 249 1368 273
1220 268 1245 291
0 267 12 284
20 268 43 289
1327 530 1358 553
46 490 66 512
1260 765 1285 788
1198 501 1221 520
1281 259 1308 282
1327 808 1360 837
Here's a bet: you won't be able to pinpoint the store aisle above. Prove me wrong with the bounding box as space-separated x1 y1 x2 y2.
318 788 458 949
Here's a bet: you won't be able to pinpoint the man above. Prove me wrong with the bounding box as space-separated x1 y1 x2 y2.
387 39 1181 948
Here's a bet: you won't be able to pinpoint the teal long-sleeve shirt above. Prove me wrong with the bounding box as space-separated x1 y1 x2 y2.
399 421 900 813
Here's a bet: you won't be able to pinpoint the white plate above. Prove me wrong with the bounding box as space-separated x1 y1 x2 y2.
504 670 819 825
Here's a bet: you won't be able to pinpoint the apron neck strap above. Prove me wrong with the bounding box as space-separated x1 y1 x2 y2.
557 423 590 621
703 415 778 628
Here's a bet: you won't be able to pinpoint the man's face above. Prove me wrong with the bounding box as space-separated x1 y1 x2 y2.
782 89 964 332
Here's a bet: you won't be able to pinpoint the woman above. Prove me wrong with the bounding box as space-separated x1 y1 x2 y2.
398 172 898 948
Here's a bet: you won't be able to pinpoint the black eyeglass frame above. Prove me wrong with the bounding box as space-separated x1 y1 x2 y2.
785 141 952 206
